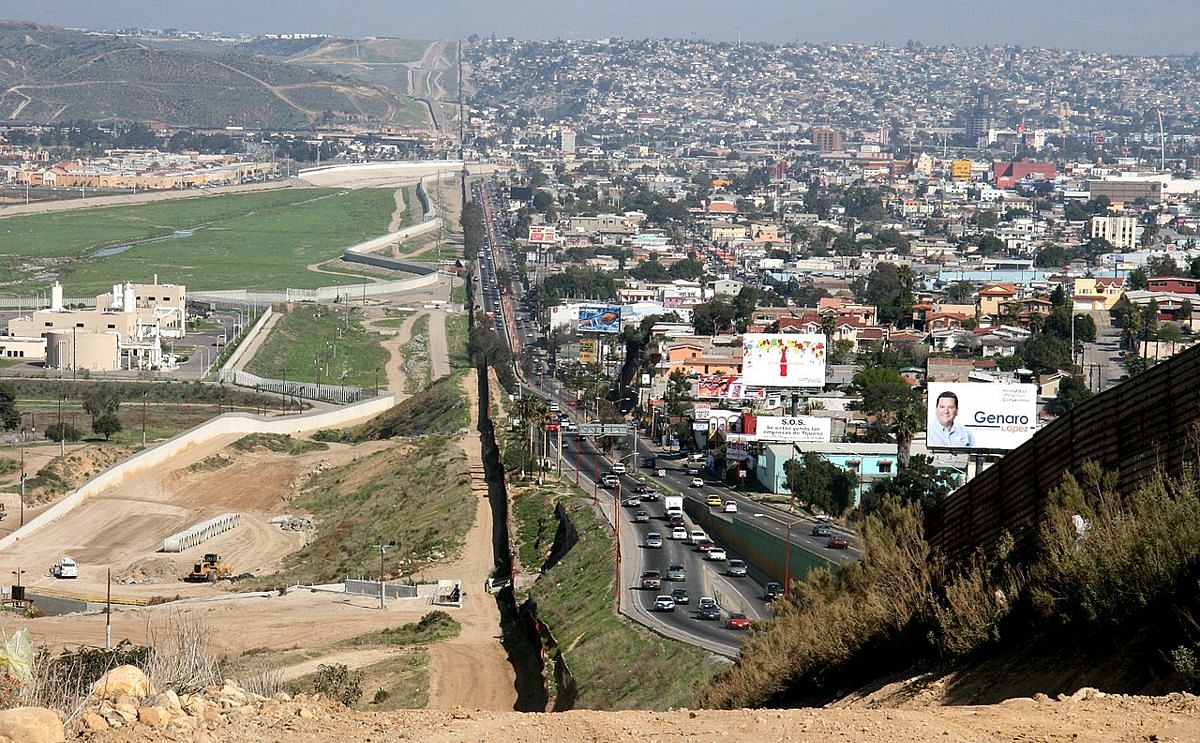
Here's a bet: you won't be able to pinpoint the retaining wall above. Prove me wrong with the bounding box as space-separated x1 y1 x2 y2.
0 394 396 552
685 501 833 587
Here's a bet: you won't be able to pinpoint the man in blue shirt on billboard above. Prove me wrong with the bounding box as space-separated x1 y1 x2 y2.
929 390 975 447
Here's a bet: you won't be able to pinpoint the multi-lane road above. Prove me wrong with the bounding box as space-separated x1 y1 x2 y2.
469 176 859 657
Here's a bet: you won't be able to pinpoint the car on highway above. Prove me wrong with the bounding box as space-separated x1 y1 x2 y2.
645 532 663 548
670 587 690 605
688 529 707 545
727 559 748 577
726 613 751 630
653 595 676 612
670 526 688 540
623 496 642 507
666 563 687 581
811 523 833 537
687 467 701 477
641 490 660 502
611 462 626 474
690 477 705 487
695 539 715 553
655 468 667 477
602 474 620 488
641 571 662 590
828 536 851 549
706 547 727 561
633 510 650 523
668 514 685 527
705 494 722 506
696 597 720 620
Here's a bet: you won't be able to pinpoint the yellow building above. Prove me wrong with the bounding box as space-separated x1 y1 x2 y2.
951 159 974 183
1072 277 1125 311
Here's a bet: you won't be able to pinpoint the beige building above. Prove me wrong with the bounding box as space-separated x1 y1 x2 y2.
0 336 46 362
4 280 186 371
1090 215 1140 250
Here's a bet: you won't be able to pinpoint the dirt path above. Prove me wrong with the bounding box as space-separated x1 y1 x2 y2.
230 311 282 372
386 187 408 233
427 310 451 381
279 647 410 683
368 312 424 398
423 373 516 711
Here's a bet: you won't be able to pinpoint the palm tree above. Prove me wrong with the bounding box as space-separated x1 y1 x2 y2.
512 395 548 476
894 406 920 471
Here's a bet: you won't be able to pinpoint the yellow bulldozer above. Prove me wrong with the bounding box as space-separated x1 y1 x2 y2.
185 553 232 583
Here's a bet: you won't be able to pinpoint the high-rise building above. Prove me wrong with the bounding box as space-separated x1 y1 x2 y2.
966 89 994 147
811 126 842 152
1090 215 1140 250
559 127 576 155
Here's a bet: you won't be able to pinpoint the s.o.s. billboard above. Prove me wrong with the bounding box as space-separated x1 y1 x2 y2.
926 383 1038 451
741 334 826 388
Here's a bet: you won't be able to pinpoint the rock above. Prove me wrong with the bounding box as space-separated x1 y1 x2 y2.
297 707 315 719
92 665 157 699
0 707 65 743
82 712 109 732
202 707 222 724
273 692 292 703
138 707 171 728
154 690 183 713
113 703 138 723
184 698 208 717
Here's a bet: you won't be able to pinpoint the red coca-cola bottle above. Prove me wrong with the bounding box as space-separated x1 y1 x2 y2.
779 344 788 378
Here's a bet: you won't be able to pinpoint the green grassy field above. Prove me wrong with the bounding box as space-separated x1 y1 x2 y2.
245 304 389 390
0 187 401 294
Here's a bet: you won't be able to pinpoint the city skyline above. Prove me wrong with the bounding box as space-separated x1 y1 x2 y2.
0 1 1197 56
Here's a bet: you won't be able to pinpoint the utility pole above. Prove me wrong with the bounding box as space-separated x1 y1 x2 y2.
106 569 112 650
57 395 65 457
19 441 25 528
141 391 148 447
374 544 388 610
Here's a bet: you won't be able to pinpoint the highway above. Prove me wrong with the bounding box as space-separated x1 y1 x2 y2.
469 175 857 657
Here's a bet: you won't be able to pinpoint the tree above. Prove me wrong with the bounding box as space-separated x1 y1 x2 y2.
531 190 553 213
783 452 857 515
81 386 120 425
0 381 18 431
946 281 975 304
851 366 917 418
1035 244 1069 268
731 287 758 331
93 413 122 441
1146 255 1179 277
630 260 670 282
1047 375 1093 416
976 234 1005 256
856 262 914 326
692 300 736 335
664 369 692 416
668 258 706 281
44 422 81 442
1127 268 1148 291
1021 334 1073 374
864 455 956 512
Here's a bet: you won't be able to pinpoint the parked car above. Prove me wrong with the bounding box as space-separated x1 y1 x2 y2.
723 500 738 513
641 570 662 590
828 536 851 549
696 597 720 620
666 563 687 581
726 613 751 630
764 582 784 600
727 559 748 577
811 523 833 537
706 547 727 561
645 532 664 549
690 477 705 487
634 510 650 523
670 587 690 605
653 595 676 612
670 526 689 540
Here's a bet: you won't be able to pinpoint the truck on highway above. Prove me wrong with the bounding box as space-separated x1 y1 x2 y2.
664 495 684 518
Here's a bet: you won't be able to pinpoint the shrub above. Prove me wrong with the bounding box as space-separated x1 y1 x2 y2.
311 663 363 706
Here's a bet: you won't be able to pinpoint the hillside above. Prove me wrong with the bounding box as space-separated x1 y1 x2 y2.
0 20 422 128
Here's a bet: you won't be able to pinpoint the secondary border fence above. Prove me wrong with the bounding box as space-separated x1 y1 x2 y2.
926 342 1200 563
218 368 375 405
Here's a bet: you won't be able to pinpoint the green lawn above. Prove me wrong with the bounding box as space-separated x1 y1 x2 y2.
0 188 401 294
245 304 388 390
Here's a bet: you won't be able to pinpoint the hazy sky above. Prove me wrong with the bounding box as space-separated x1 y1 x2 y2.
1 1 1196 55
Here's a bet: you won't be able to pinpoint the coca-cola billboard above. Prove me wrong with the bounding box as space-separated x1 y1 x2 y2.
741 333 826 388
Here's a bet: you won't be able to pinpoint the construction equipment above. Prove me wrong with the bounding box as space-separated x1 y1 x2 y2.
184 553 231 583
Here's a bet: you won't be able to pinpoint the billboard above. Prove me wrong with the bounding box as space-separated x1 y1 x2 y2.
754 416 832 443
698 375 766 400
579 338 598 364
577 305 621 334
529 225 557 244
926 383 1038 451
741 334 827 388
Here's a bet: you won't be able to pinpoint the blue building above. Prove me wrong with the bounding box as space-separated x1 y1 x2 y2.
757 442 899 506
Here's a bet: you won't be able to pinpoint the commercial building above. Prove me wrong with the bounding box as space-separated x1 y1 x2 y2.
1087 179 1164 204
1090 215 1140 250
811 126 843 152
756 442 899 504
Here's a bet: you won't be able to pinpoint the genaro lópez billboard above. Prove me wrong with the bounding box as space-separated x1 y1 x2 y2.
577 305 621 334
926 382 1038 451
741 334 826 388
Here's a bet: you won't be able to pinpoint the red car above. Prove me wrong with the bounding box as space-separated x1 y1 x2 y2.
726 613 751 630
827 536 851 550
695 539 715 553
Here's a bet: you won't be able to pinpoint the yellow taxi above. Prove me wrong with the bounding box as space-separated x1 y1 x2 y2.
705 494 723 507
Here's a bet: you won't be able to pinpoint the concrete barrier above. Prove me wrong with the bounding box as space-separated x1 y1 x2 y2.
162 513 241 552
0 394 396 552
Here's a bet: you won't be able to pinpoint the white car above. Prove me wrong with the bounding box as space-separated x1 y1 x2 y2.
670 526 688 540
706 547 727 561
723 500 738 513
690 477 704 488
653 595 676 612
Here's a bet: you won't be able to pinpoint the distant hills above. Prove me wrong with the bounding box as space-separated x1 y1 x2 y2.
0 21 437 129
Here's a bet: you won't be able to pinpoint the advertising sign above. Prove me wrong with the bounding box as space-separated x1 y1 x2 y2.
926 383 1038 451
577 305 622 334
698 375 767 400
741 334 827 388
528 225 557 244
579 338 598 364
754 416 832 443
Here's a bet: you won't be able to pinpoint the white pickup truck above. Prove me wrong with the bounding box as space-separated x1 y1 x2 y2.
51 557 78 579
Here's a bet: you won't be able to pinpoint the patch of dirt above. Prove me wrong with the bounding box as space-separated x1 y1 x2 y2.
26 445 135 502
114 557 182 585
